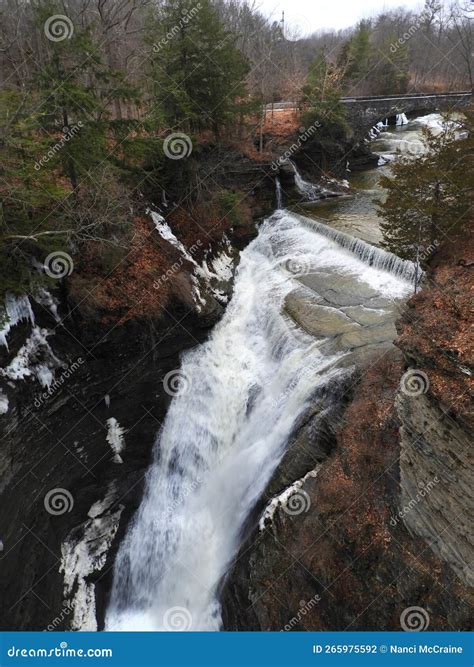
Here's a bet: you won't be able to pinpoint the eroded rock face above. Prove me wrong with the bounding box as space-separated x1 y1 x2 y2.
394 222 473 590
221 353 474 631
397 391 474 587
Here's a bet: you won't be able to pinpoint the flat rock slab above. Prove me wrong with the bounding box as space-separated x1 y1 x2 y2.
298 271 380 307
283 273 400 362
285 289 357 338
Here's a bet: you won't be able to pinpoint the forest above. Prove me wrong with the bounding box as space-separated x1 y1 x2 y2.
0 0 472 303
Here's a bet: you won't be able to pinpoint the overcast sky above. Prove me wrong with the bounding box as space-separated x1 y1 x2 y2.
257 0 425 35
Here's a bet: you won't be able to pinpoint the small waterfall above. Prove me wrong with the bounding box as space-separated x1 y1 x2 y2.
293 213 420 285
106 210 414 632
275 177 283 209
396 113 409 126
290 161 322 200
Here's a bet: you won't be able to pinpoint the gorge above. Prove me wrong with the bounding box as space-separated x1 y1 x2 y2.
0 113 472 634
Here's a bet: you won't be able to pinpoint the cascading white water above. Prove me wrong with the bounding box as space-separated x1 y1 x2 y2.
106 210 413 632
290 160 322 200
293 213 420 284
275 177 283 209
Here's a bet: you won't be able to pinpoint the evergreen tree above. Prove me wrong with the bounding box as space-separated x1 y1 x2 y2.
149 0 250 139
378 108 473 264
33 4 138 190
343 20 373 86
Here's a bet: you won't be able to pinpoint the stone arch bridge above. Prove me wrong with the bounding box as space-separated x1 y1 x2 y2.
267 91 472 137
340 91 472 136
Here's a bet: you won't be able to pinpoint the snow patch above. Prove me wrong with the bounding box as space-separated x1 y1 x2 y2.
377 153 396 166
0 389 8 415
106 418 126 464
33 288 60 322
149 210 197 266
259 466 321 530
0 326 63 387
60 486 123 631
396 113 409 126
0 294 35 349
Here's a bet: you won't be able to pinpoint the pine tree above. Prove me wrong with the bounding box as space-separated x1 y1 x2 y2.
343 20 373 87
149 0 249 139
378 108 473 263
33 4 138 190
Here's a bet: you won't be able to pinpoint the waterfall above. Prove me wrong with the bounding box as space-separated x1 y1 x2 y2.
275 177 283 209
106 210 413 632
396 113 409 126
293 213 421 285
290 161 323 200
